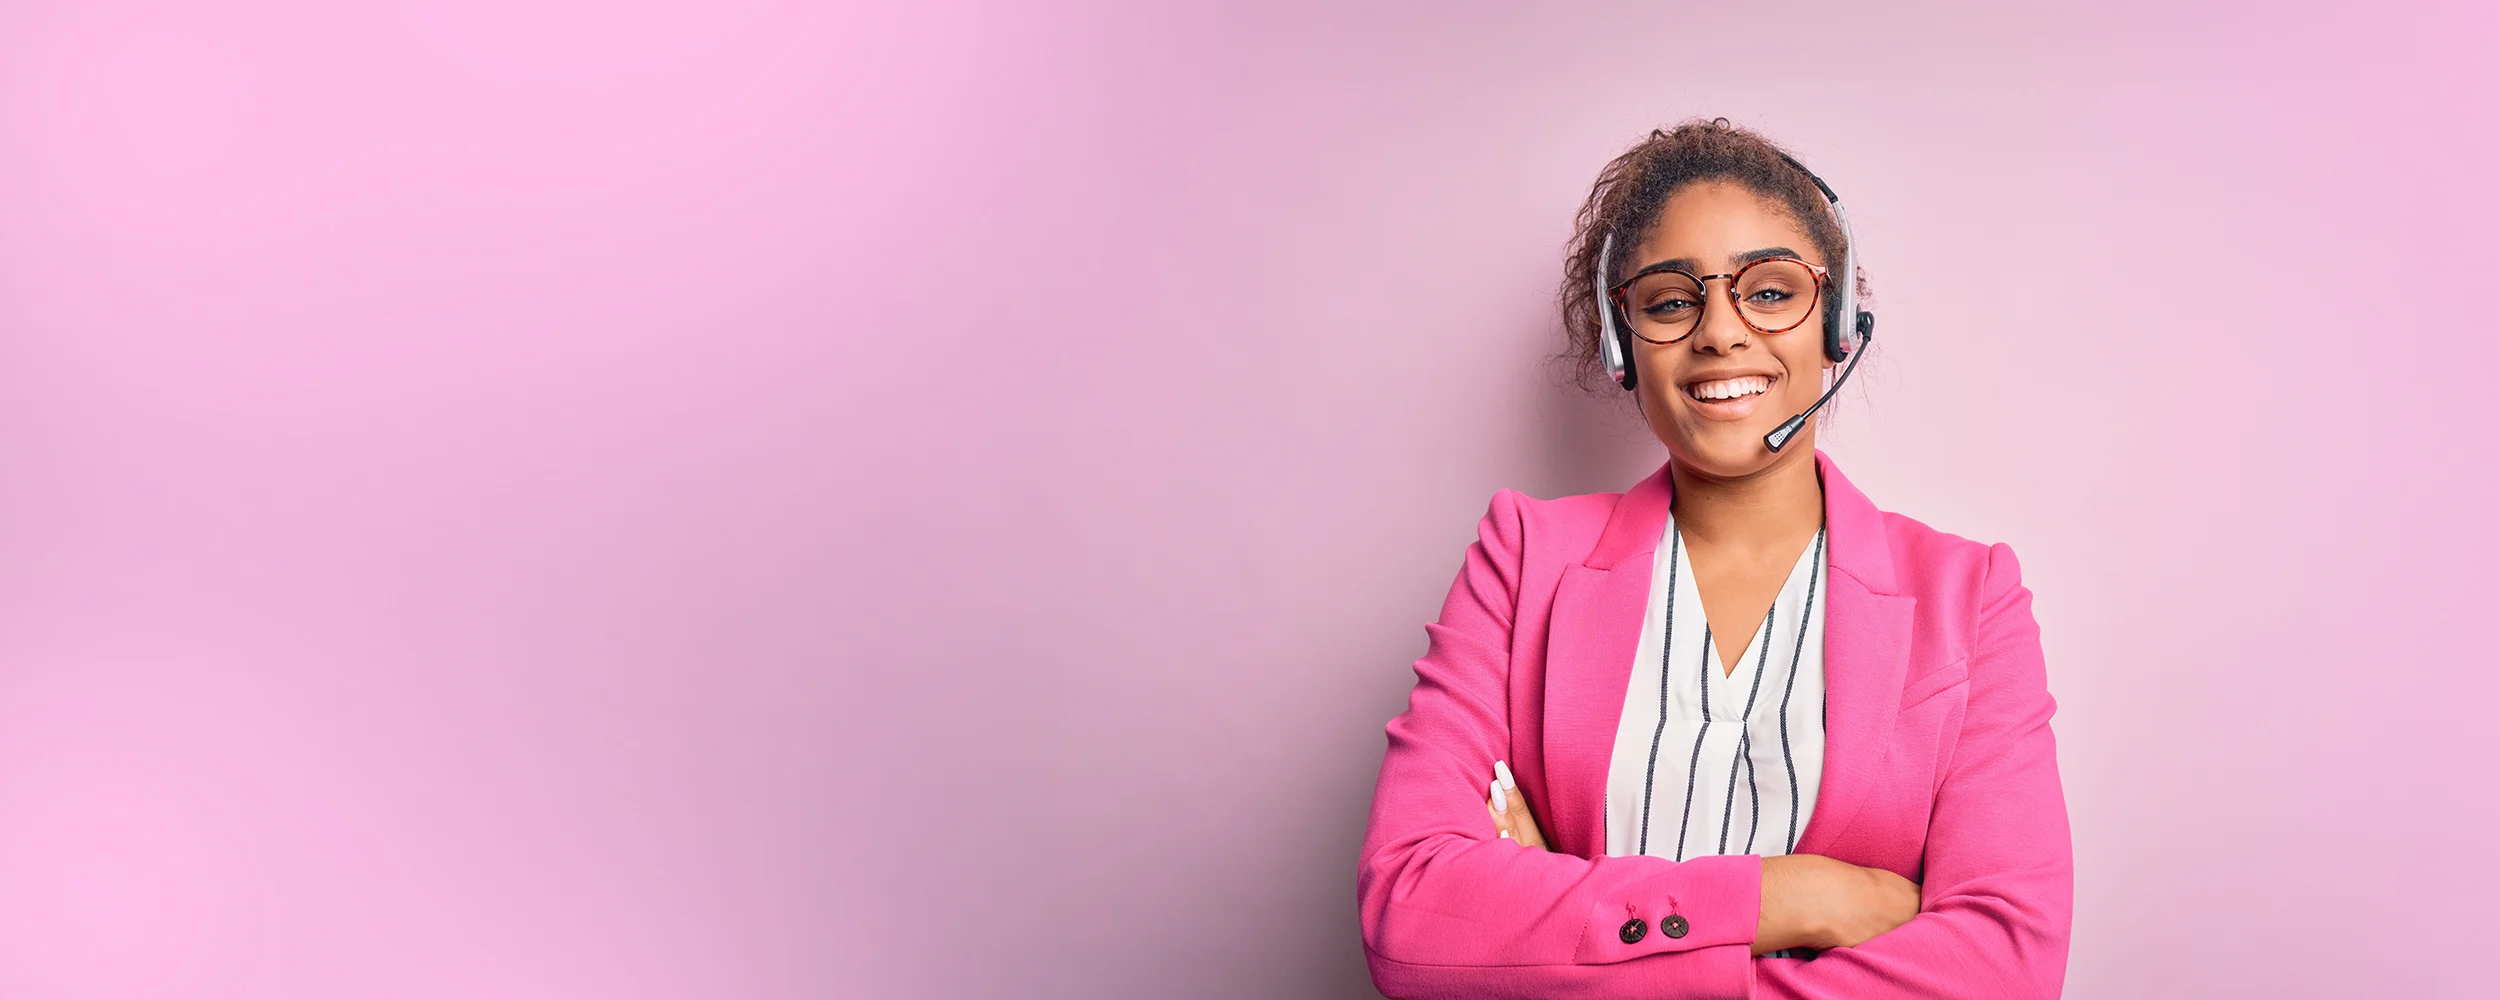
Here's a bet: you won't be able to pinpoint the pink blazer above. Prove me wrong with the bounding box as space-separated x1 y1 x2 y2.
1357 450 2073 999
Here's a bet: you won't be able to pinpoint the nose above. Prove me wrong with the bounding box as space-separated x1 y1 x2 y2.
1687 280 1752 356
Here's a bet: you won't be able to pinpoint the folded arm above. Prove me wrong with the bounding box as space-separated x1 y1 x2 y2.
1358 490 1764 1000
1755 541 2075 999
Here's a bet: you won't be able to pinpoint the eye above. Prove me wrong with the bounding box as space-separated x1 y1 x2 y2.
1746 287 1795 305
1642 295 1698 318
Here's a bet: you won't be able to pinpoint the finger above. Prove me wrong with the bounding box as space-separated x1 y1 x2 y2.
1488 780 1515 840
1495 761 1547 850
1509 803 1547 850
1494 760 1549 851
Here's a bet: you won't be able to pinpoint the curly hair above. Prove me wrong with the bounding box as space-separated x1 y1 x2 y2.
1552 117 1872 397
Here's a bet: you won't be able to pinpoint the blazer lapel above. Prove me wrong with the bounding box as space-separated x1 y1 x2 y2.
1538 450 1916 861
1540 462 1672 858
1789 452 1915 857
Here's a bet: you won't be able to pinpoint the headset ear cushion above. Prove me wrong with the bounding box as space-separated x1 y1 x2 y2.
1614 325 1639 391
1826 297 1862 363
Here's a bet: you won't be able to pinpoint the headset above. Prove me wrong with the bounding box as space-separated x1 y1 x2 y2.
1593 151 1876 453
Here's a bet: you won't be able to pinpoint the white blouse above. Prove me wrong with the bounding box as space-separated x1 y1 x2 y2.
1603 515 1828 864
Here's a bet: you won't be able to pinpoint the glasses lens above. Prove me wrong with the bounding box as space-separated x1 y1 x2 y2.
1734 260 1820 333
1623 271 1705 342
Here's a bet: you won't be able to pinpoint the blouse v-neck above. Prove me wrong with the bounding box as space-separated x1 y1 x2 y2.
1668 518 1827 721
1602 510 1831 866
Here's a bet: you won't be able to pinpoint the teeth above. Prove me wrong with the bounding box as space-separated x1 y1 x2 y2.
1691 376 1769 400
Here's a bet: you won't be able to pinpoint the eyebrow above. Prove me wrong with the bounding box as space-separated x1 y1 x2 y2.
1638 246 1804 274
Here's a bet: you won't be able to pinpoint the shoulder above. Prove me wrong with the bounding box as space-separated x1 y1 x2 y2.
1471 486 1621 567
1439 486 1626 631
1873 509 2043 699
1875 508 2029 620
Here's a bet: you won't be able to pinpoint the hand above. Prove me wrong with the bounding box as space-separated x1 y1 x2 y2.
1484 760 1548 850
1755 853 1920 954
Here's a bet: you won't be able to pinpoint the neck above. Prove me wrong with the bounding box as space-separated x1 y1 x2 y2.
1667 446 1825 554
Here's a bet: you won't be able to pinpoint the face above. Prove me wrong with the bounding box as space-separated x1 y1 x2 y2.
1621 180 1837 480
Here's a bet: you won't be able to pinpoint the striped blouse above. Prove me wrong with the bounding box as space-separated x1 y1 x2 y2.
1603 515 1829 873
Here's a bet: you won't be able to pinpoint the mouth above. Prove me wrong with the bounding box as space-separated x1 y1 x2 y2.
1680 374 1778 420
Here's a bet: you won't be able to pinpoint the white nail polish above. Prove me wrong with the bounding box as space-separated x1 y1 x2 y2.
1495 760 1516 790
1500 830 1512 839
1490 778 1508 814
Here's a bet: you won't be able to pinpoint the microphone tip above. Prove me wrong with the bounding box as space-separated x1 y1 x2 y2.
1764 413 1807 453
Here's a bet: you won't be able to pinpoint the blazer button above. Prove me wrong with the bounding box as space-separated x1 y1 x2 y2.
1661 914 1689 938
1618 917 1647 944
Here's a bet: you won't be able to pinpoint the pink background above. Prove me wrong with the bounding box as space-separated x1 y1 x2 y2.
3 1 2494 996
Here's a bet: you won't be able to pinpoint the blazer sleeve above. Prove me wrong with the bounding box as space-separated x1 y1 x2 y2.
1755 541 2075 999
1358 489 1766 1000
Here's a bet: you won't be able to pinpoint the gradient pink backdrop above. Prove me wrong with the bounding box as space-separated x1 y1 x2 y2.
2 1 2494 997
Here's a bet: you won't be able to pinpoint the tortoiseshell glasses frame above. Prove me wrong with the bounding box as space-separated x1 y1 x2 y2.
1604 255 1832 345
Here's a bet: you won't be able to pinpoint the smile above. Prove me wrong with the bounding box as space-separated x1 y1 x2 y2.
1686 375 1773 401
1679 374 1777 420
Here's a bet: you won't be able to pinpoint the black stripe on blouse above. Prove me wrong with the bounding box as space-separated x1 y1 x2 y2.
1634 528 1683 857
1777 529 1827 855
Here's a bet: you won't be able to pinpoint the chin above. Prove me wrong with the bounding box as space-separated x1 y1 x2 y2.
1657 402 1813 478
1673 430 1780 477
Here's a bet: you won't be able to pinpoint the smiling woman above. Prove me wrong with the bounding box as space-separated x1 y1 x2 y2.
1610 180 1846 455
1356 118 2074 999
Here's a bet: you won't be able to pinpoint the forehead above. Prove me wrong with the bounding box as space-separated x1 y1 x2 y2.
1634 180 1815 268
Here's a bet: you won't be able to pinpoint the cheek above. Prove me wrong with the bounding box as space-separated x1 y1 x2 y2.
1781 351 1826 397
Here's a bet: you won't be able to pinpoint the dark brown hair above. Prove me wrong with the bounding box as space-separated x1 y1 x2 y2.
1552 117 1871 396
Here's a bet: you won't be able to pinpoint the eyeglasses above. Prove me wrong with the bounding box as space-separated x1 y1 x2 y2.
1604 256 1831 345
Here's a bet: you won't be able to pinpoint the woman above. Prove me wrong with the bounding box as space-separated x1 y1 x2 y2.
1355 119 2074 999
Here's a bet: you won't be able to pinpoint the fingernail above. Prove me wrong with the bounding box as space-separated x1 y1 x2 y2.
1490 778 1508 814
1500 830 1512 839
1495 760 1516 790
